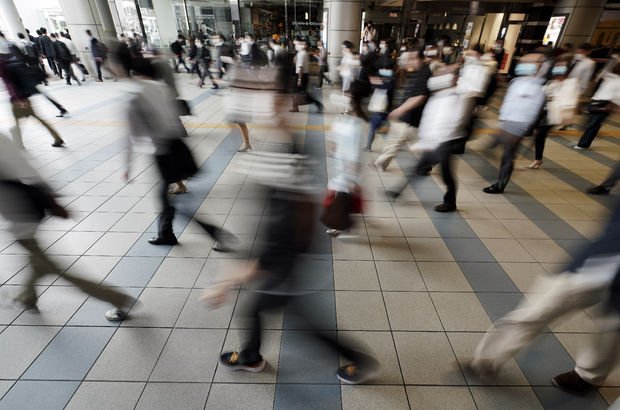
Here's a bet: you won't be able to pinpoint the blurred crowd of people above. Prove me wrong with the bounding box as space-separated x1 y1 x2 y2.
0 22 619 398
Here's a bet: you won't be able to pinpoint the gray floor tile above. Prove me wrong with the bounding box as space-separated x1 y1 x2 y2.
291 259 334 291
123 287 190 327
110 212 158 233
431 217 477 238
86 232 141 256
0 325 60 379
65 382 144 410
195 259 247 288
407 238 454 261
458 262 519 292
102 256 163 287
406 386 476 410
341 385 408 410
469 387 543 410
136 382 209 410
431 292 492 331
333 261 380 291
46 231 104 255
284 291 337 331
0 380 79 410
398 217 441 237
417 261 472 291
86 327 170 381
67 287 143 327
335 291 390 331
384 292 443 331
393 332 465 385
514 332 578 386
532 386 610 410
176 289 235 328
23 326 115 380
0 255 28 284
369 237 414 261
14 286 87 326
125 233 174 257
375 261 426 291
277 330 340 384
274 384 341 410
214 329 282 384
148 257 205 288
60 255 121 285
206 383 274 410
443 238 496 262
150 328 226 382
231 290 283 330
167 233 216 258
73 212 124 232
0 381 13 399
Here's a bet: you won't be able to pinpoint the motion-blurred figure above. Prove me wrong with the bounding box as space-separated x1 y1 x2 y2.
86 29 116 82
374 50 431 171
568 43 596 98
588 161 620 195
470 200 620 395
291 38 323 113
0 134 134 320
170 34 189 73
482 52 548 194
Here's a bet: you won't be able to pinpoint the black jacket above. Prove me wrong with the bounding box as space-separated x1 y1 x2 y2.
39 35 55 58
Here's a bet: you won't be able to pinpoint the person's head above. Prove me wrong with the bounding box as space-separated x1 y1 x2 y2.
427 64 459 92
405 50 425 72
0 31 5 39
36 29 41 36
463 48 480 64
245 33 255 43
295 38 307 52
86 29 92 37
514 52 547 77
50 33 57 40
40 27 47 35
550 54 571 78
17 33 25 40
423 46 438 59
177 34 184 40
379 40 388 52
495 38 504 48
342 40 353 54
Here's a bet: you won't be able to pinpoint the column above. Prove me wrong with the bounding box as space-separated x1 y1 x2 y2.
152 0 177 47
553 0 606 46
325 0 363 83
0 0 26 40
58 0 118 74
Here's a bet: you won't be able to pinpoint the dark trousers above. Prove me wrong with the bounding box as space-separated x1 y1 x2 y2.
495 131 522 191
95 60 103 80
318 65 330 87
292 74 322 110
393 138 463 207
175 55 189 72
366 112 388 150
59 61 79 84
533 125 553 161
42 93 65 112
47 56 59 76
577 111 610 148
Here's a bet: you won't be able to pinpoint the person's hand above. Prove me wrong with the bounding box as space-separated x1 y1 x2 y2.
369 76 382 85
50 202 70 219
388 108 402 120
201 281 235 309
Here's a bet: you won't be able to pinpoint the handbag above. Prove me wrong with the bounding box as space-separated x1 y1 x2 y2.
320 190 353 230
155 139 198 184
368 88 388 113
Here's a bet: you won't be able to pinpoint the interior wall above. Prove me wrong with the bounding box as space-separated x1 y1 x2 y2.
478 12 503 50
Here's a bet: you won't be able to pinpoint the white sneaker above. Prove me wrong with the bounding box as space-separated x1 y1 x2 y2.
573 145 586 150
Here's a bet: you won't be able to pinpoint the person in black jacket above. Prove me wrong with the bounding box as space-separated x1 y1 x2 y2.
51 33 79 85
170 35 189 73
38 27 60 77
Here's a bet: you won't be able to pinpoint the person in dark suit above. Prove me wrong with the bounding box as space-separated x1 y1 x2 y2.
38 27 60 77
51 33 79 85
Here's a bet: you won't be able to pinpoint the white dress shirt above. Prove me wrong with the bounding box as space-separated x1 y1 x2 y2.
591 73 620 105
569 56 596 95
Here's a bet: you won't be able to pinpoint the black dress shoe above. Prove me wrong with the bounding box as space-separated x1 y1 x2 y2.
587 185 611 195
148 236 178 245
482 184 504 194
386 190 400 201
552 370 595 395
56 108 68 118
435 203 457 213
51 140 65 147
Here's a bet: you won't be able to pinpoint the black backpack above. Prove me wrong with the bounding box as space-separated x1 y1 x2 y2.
55 41 71 61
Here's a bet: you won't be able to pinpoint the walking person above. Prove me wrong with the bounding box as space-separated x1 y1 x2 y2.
38 28 60 78
290 38 323 113
170 35 189 73
374 50 431 171
52 33 80 85
59 31 84 81
526 55 579 168
482 52 548 194
0 51 66 148
314 40 331 88
86 29 115 82
587 161 620 195
0 134 134 320
573 63 620 149
470 200 620 396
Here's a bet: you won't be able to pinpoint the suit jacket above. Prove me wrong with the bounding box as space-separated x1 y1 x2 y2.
39 35 55 58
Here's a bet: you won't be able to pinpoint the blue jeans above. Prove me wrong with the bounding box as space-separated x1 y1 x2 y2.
366 112 388 149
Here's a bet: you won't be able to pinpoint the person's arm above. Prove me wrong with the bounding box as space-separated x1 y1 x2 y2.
388 94 428 120
202 259 261 307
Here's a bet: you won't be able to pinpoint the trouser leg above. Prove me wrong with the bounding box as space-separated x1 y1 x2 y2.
31 112 63 143
534 125 552 161
578 112 609 148
375 122 415 169
473 259 619 371
599 162 620 189
367 113 386 149
438 142 457 206
391 149 437 195
47 57 58 75
157 181 175 238
496 132 521 191
43 94 65 112
95 60 103 80
574 313 620 385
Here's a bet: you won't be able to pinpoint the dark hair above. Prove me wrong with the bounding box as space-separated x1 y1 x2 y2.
245 33 255 40
86 29 92 36
50 33 56 39
40 27 47 34
36 29 41 35
342 40 353 50
17 33 25 39
25 29 30 34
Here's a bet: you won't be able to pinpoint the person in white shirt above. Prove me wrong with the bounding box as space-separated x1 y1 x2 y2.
569 43 597 96
291 38 323 113
527 55 579 168
362 21 377 43
338 41 356 93
59 32 84 81
574 63 620 149
482 52 548 194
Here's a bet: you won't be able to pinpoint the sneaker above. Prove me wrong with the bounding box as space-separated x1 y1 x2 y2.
573 145 587 150
212 241 232 252
105 307 128 321
552 370 595 395
326 229 341 237
337 359 378 385
587 185 611 195
219 351 266 372
435 203 457 213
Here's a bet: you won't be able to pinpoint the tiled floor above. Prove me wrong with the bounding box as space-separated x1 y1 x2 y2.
0 74 618 410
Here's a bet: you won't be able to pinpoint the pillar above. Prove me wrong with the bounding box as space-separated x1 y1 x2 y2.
325 0 363 83
58 0 118 74
152 0 178 47
553 0 606 46
0 0 26 40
